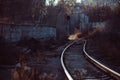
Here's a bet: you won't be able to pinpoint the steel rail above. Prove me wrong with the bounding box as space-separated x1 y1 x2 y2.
83 40 120 80
61 41 75 80
61 39 120 80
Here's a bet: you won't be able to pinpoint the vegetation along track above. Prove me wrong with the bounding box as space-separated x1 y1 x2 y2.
61 39 120 80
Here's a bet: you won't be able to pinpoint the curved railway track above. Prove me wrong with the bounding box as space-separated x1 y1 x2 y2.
61 39 120 80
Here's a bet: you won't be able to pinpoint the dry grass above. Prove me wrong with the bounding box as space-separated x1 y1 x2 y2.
12 54 57 80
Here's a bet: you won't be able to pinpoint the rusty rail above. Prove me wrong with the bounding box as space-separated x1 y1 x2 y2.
83 40 120 80
61 39 120 80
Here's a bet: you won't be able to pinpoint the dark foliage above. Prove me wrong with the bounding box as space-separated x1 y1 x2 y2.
0 0 33 22
17 37 57 52
88 6 112 22
88 4 120 59
0 37 20 65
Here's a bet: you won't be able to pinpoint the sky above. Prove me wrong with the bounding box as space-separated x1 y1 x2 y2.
46 0 82 6
76 0 82 3
45 0 59 6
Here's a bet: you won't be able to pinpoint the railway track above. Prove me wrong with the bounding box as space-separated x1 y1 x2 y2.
61 39 120 80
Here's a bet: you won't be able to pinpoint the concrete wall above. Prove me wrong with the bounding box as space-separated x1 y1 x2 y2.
0 24 56 42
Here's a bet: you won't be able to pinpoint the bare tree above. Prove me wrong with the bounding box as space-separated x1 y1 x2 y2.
47 0 56 6
58 0 76 14
32 0 47 25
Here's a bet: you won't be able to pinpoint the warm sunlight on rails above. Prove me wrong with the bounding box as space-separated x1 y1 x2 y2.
68 32 81 40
